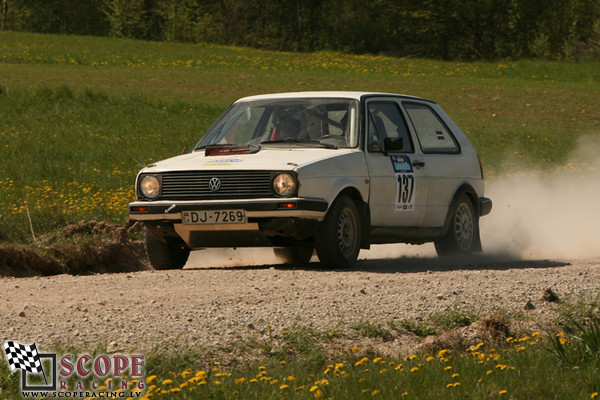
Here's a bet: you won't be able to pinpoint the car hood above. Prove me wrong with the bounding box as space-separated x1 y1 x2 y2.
140 148 359 173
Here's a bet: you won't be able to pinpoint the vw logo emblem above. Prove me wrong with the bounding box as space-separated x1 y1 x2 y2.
208 177 222 192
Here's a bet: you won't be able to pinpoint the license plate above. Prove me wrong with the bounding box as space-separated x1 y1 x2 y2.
182 210 246 225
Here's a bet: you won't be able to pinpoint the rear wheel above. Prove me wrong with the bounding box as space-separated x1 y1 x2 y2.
144 228 190 270
434 194 480 256
273 247 314 265
315 196 361 268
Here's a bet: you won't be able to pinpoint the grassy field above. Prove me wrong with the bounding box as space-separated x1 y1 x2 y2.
1 30 599 396
1 316 600 399
1 31 599 242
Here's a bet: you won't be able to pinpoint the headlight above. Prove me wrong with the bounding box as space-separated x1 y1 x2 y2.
273 173 296 197
139 175 161 199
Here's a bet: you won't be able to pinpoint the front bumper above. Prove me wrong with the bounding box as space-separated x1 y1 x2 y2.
130 198 328 248
128 198 329 221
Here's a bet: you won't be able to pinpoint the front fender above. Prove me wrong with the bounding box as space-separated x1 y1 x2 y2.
296 150 370 208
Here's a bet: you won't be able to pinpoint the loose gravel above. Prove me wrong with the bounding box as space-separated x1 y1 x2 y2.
2 246 599 356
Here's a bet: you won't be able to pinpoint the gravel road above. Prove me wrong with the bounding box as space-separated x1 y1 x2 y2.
2 245 599 355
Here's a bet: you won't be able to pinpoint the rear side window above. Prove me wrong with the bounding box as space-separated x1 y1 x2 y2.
404 103 460 153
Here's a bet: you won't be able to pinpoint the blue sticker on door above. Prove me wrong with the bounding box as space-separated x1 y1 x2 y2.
390 155 413 173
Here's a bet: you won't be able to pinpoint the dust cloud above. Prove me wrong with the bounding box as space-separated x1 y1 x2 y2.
187 248 280 268
186 136 600 268
481 135 600 260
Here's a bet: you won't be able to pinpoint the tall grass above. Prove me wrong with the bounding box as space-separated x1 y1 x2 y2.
0 31 599 241
119 324 600 399
2 325 599 399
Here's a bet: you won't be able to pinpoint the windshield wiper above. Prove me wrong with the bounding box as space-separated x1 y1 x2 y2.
261 138 338 149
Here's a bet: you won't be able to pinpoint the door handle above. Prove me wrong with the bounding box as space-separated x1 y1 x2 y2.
412 160 425 168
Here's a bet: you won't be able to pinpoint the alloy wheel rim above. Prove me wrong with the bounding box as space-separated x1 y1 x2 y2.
454 202 474 251
338 207 357 257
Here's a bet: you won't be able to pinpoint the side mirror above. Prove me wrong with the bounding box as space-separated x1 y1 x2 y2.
383 137 403 152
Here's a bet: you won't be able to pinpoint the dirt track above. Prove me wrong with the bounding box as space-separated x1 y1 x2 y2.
2 245 599 356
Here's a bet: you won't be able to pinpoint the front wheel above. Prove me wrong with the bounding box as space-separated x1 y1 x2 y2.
315 196 361 268
434 194 480 257
144 228 190 270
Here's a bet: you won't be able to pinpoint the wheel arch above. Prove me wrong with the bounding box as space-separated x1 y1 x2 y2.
441 183 482 250
329 186 371 250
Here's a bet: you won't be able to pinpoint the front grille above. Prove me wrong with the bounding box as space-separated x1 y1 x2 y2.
154 171 275 200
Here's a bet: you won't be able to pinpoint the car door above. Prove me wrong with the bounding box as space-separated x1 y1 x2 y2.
363 98 429 227
401 101 462 227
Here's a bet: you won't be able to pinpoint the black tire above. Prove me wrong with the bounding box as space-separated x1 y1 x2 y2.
315 196 361 268
273 247 314 265
434 193 480 257
144 228 190 270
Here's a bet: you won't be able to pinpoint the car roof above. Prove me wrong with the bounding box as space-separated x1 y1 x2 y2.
236 91 433 103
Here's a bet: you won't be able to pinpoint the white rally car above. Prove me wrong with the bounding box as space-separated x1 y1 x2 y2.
129 92 492 269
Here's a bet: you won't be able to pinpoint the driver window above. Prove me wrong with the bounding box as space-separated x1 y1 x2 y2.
219 106 267 144
367 102 413 153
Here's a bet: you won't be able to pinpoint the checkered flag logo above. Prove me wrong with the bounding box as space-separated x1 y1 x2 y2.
3 341 44 375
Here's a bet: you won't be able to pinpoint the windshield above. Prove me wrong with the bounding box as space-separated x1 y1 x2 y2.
195 98 359 149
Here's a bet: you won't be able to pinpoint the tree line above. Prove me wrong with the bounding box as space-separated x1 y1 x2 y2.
2 0 600 61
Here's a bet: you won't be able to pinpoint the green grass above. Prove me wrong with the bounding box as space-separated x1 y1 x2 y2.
390 319 438 337
430 302 482 330
0 86 219 241
2 322 600 399
0 31 599 241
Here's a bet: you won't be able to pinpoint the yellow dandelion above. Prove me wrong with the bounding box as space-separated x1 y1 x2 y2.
437 349 450 358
